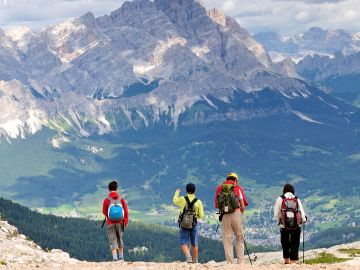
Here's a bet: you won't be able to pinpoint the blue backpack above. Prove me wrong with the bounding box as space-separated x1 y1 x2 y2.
107 197 124 222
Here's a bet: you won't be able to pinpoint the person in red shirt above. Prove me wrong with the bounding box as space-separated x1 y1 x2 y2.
214 173 248 264
102 180 129 261
214 173 248 209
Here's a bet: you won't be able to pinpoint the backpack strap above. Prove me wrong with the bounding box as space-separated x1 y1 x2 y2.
184 196 198 210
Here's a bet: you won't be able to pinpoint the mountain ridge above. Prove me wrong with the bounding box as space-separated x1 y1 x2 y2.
254 27 360 62
0 0 351 140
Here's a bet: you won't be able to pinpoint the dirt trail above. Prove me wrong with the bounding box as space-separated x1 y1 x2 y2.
2 261 359 270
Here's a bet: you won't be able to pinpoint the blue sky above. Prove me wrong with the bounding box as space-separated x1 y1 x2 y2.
0 0 359 34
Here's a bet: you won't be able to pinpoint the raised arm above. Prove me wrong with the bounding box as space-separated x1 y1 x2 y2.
173 189 182 207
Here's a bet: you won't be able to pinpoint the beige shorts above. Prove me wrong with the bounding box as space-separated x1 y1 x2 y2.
107 224 123 249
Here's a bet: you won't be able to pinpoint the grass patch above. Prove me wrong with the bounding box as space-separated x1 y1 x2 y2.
305 252 351 264
323 199 339 210
339 248 360 257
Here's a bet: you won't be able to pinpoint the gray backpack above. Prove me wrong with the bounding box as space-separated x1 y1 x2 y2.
178 196 198 230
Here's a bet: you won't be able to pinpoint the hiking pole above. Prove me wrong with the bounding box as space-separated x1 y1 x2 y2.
239 213 252 265
243 237 252 265
303 222 305 264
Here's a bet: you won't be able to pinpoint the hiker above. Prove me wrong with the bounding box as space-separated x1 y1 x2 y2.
215 172 248 264
102 180 129 261
173 183 204 263
274 183 307 264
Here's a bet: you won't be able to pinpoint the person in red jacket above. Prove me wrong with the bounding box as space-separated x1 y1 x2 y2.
102 180 129 261
214 173 248 264
214 173 248 208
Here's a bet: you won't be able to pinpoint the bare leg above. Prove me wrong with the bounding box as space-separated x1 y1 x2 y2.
192 245 199 263
181 245 192 262
181 244 190 257
118 247 124 260
111 249 118 260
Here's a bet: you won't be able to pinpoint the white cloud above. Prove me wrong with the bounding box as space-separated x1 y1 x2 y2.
295 11 310 22
223 0 236 13
0 0 126 31
202 0 360 34
0 0 359 35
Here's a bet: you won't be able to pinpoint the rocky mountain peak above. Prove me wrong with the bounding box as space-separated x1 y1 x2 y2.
110 0 155 19
154 0 205 11
207 8 226 27
0 0 352 140
79 12 96 26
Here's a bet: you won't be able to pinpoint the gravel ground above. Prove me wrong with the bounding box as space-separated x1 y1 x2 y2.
2 261 359 270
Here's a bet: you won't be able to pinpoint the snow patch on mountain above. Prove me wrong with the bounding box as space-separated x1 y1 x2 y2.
97 115 112 135
46 19 86 49
136 110 149 127
192 45 210 58
201 95 217 109
0 80 47 140
219 96 231 103
318 96 338 109
60 40 100 63
151 37 187 65
4 26 34 53
133 62 156 75
51 135 70 148
173 95 202 127
292 110 323 125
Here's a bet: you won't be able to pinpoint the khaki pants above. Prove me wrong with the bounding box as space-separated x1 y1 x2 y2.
108 224 124 250
221 210 244 264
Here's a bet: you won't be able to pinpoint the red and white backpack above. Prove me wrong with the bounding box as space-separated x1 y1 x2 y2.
281 195 301 230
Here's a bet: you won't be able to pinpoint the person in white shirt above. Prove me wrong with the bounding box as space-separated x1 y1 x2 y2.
274 184 307 264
